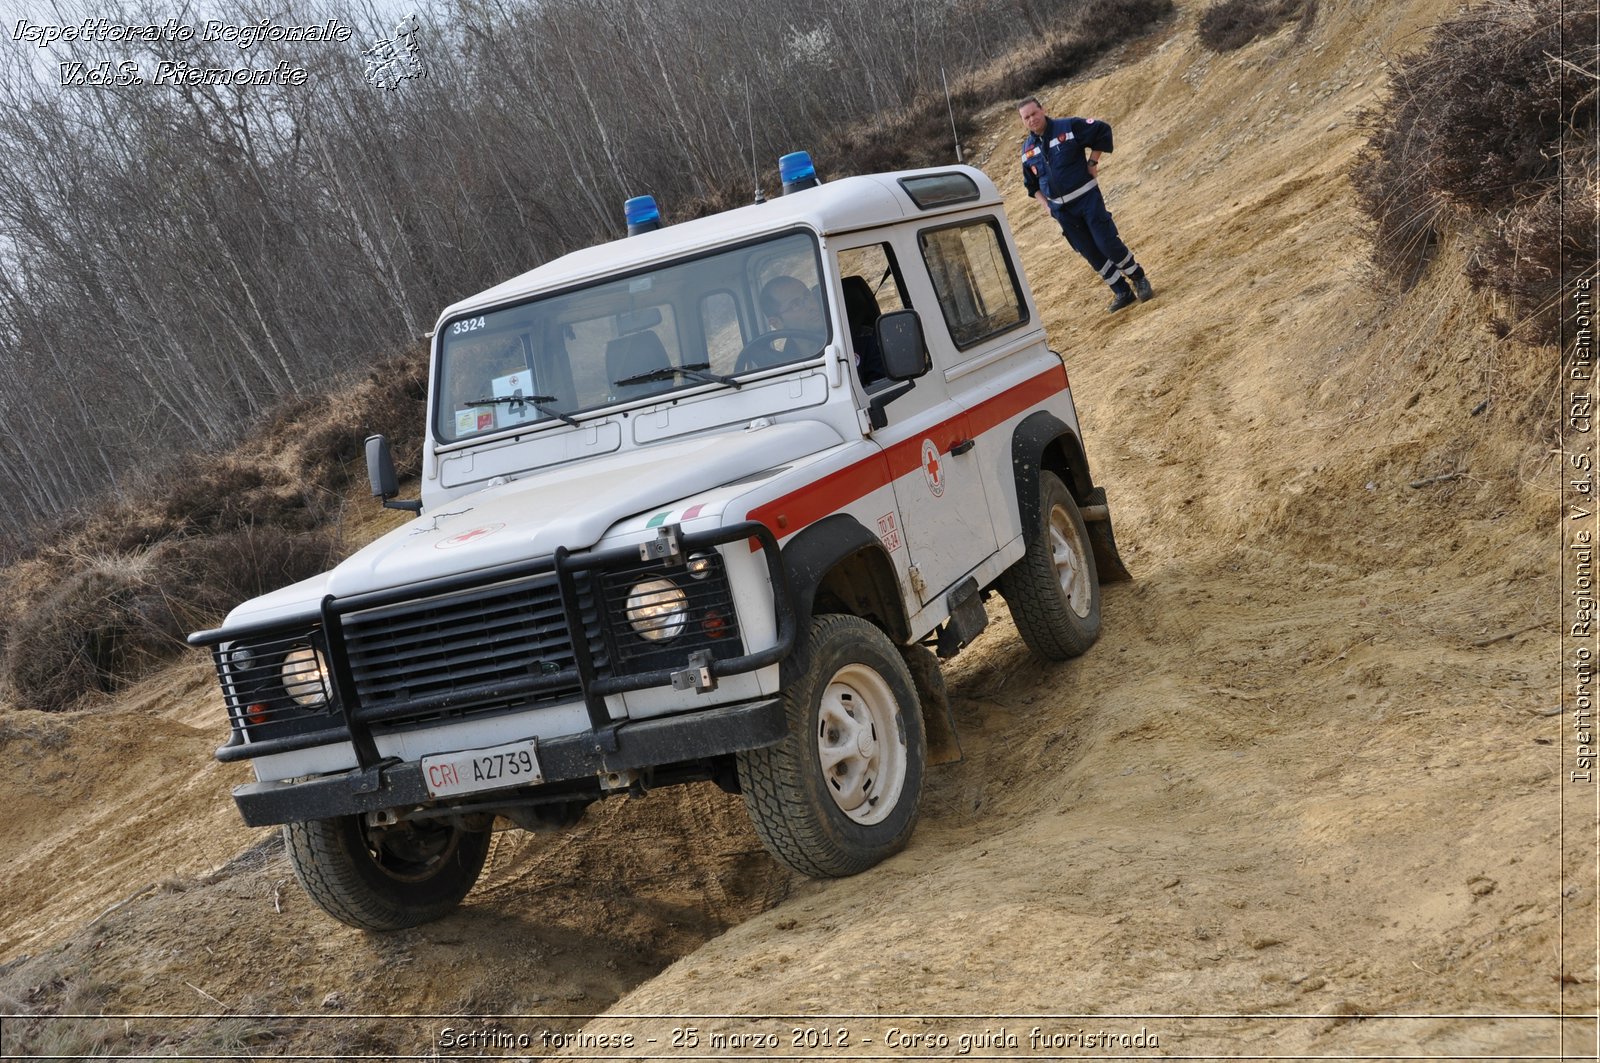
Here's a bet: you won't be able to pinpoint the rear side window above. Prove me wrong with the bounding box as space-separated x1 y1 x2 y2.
917 218 1027 349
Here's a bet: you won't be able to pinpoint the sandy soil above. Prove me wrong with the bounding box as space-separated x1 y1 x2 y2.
1 0 1592 1058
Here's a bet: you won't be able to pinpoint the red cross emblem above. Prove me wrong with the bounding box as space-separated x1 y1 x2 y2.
436 523 506 549
921 438 945 498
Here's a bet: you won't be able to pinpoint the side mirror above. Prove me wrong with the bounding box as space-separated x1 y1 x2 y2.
365 434 422 513
875 310 930 382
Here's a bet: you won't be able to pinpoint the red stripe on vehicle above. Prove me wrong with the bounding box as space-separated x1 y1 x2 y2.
969 361 1067 436
747 362 1067 547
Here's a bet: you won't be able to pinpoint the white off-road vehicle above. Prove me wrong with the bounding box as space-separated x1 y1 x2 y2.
192 157 1129 930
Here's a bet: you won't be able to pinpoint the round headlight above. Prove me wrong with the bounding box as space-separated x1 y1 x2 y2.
281 646 330 708
626 578 688 641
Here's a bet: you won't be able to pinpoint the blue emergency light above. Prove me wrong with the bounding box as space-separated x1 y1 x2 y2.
625 195 662 235
779 151 820 195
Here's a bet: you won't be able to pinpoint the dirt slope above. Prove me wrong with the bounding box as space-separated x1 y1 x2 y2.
0 0 1590 1058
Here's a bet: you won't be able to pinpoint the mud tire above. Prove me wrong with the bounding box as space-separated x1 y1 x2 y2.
737 614 926 878
1000 471 1102 660
283 814 491 931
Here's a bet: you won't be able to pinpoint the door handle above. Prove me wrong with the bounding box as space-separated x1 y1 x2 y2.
950 438 975 456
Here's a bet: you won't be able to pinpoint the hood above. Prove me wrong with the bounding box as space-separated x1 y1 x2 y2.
319 419 841 600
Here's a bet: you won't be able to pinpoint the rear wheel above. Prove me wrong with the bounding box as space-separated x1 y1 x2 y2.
284 813 491 931
1000 471 1102 660
737 614 926 878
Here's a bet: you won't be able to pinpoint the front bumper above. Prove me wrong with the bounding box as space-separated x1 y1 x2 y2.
231 696 786 826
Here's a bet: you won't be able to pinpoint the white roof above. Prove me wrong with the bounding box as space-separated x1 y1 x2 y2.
437 164 1002 322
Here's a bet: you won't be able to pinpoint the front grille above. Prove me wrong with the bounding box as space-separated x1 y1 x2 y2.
341 573 606 723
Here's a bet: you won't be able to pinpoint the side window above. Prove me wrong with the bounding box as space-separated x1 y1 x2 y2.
917 219 1027 350
699 290 743 374
836 243 911 389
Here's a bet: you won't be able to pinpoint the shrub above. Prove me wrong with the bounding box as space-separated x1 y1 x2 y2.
1 527 343 713
983 0 1177 104
158 454 320 535
1352 0 1598 344
3 556 186 712
292 347 430 492
1197 0 1316 52
147 526 344 616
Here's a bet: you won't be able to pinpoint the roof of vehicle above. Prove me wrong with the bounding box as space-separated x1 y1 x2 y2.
436 164 1003 323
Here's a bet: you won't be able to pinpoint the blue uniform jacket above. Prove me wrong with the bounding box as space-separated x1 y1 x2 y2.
1021 116 1115 203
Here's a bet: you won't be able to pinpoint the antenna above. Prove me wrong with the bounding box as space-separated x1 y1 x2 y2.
746 79 765 204
941 66 963 164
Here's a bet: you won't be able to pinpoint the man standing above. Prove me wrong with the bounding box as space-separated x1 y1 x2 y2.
1018 96 1154 313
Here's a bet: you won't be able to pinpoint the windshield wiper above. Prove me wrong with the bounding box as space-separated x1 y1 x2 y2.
615 362 742 389
463 392 579 427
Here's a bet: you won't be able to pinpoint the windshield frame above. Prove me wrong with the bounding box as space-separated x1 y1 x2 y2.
430 227 832 449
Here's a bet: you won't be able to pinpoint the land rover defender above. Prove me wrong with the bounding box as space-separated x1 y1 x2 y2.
191 157 1129 930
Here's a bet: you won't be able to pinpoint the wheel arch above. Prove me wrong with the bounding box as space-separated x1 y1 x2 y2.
1011 410 1131 582
780 514 911 656
1011 411 1092 542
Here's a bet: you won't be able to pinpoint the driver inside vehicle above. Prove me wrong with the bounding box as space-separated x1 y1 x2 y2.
761 275 824 331
749 275 827 369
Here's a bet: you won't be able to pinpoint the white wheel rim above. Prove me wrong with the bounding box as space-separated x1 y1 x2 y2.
816 662 907 825
1048 504 1092 619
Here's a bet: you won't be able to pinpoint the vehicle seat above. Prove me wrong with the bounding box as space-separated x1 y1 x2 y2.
606 330 672 399
841 275 885 385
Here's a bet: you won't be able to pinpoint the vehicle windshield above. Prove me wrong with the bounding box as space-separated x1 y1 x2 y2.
435 230 828 443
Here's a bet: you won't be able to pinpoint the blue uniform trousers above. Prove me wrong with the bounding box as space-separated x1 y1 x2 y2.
1051 186 1141 296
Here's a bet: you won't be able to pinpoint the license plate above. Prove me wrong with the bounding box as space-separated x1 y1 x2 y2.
421 740 543 798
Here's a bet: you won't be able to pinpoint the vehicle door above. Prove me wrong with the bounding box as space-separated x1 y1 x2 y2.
831 235 999 607
907 213 1055 553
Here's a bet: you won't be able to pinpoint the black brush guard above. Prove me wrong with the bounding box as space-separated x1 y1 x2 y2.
189 522 796 826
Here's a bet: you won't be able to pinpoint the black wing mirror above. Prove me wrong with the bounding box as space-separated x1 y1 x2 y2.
365 435 422 513
876 309 931 382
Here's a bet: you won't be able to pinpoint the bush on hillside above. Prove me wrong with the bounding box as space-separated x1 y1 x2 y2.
286 348 430 494
986 0 1178 102
1197 0 1316 52
2 528 342 713
147 527 345 620
3 557 186 713
159 455 322 536
0 348 407 712
1352 0 1598 344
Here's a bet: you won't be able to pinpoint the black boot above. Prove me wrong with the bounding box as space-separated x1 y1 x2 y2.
1133 274 1155 302
1107 287 1137 313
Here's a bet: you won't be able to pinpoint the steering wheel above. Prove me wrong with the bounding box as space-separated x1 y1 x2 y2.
734 328 826 375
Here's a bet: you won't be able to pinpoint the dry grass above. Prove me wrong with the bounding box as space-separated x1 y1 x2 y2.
1352 0 1598 345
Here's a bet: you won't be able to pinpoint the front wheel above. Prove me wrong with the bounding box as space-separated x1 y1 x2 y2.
999 471 1102 660
283 813 491 931
737 614 926 878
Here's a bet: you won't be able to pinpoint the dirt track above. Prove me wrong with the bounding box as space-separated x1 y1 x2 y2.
0 0 1592 1058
